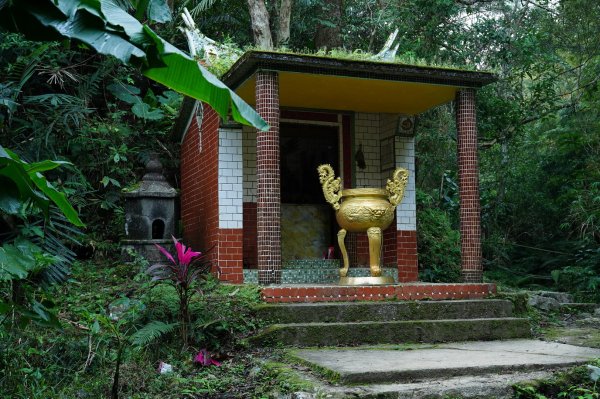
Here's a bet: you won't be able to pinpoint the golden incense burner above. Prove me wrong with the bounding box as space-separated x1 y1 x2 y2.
317 164 409 285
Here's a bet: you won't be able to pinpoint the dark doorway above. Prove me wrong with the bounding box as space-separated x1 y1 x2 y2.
280 123 339 260
280 123 339 204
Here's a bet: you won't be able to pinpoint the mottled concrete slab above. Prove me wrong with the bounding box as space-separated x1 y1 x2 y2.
294 339 600 384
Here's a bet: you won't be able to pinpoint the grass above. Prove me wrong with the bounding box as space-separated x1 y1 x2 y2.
205 46 488 78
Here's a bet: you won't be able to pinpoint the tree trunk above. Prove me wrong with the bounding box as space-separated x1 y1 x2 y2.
247 0 274 49
276 0 293 47
314 0 342 49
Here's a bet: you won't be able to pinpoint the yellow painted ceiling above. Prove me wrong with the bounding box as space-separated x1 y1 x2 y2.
235 71 459 115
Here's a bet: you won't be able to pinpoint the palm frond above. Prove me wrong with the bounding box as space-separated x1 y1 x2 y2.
187 0 221 17
29 207 83 286
7 43 49 98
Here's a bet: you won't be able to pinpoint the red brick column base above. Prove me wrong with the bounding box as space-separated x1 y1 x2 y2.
256 71 281 285
397 230 418 282
217 228 243 284
456 89 483 283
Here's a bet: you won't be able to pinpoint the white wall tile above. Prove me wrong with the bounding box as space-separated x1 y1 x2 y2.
395 135 416 230
218 128 243 229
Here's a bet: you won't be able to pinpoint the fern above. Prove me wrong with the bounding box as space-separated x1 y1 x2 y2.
129 321 178 347
77 60 114 105
29 208 82 286
185 0 221 17
6 43 49 97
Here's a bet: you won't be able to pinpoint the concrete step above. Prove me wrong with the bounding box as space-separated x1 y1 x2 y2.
308 371 559 399
254 299 515 324
250 317 531 347
288 340 600 398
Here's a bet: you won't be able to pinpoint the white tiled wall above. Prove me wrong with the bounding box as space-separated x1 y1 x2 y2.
241 113 416 232
355 112 416 230
218 127 243 229
242 126 257 202
354 113 381 188
395 136 416 230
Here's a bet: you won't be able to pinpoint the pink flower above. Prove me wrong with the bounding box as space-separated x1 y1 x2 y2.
173 236 201 266
193 349 221 367
154 243 175 265
154 236 201 267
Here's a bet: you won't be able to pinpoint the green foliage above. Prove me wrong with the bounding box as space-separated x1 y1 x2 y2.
129 320 178 347
514 360 600 399
0 145 83 226
0 256 266 398
0 0 267 130
551 246 600 303
416 190 461 283
191 278 262 350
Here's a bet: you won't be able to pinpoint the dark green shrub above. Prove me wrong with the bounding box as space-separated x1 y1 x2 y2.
417 190 462 282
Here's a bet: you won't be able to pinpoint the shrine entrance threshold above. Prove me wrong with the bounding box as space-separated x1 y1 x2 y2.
260 282 496 303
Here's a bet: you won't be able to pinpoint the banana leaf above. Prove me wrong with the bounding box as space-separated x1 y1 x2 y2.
0 0 268 131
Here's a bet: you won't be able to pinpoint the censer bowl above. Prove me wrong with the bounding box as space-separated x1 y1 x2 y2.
336 188 395 233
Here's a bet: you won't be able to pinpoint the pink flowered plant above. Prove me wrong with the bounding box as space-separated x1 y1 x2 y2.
193 349 221 367
148 236 211 347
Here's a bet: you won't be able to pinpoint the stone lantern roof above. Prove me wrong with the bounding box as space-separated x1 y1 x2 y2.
123 154 177 199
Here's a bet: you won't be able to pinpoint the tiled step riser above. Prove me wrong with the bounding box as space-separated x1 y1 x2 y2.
261 283 496 303
250 318 531 347
243 267 398 284
256 300 514 324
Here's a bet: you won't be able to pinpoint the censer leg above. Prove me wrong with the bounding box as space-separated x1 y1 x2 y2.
367 227 382 277
337 229 349 277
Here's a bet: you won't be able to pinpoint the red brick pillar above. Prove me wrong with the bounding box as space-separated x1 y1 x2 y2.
456 89 483 283
256 71 282 285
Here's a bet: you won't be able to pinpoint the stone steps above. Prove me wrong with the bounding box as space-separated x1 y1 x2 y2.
250 299 531 347
249 317 531 347
289 340 600 398
255 299 513 323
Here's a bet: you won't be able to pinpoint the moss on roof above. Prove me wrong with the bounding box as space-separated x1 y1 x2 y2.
206 47 494 78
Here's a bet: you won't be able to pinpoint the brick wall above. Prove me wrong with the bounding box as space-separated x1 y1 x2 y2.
217 127 244 282
180 104 220 269
397 230 418 282
261 282 497 303
180 105 244 283
395 136 416 231
243 202 257 269
395 133 418 281
217 228 243 283
456 89 483 283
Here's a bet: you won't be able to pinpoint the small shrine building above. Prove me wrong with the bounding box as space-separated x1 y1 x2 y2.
175 51 496 301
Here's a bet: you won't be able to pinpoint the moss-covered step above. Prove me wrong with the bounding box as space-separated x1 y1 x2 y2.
249 317 531 347
254 299 515 324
